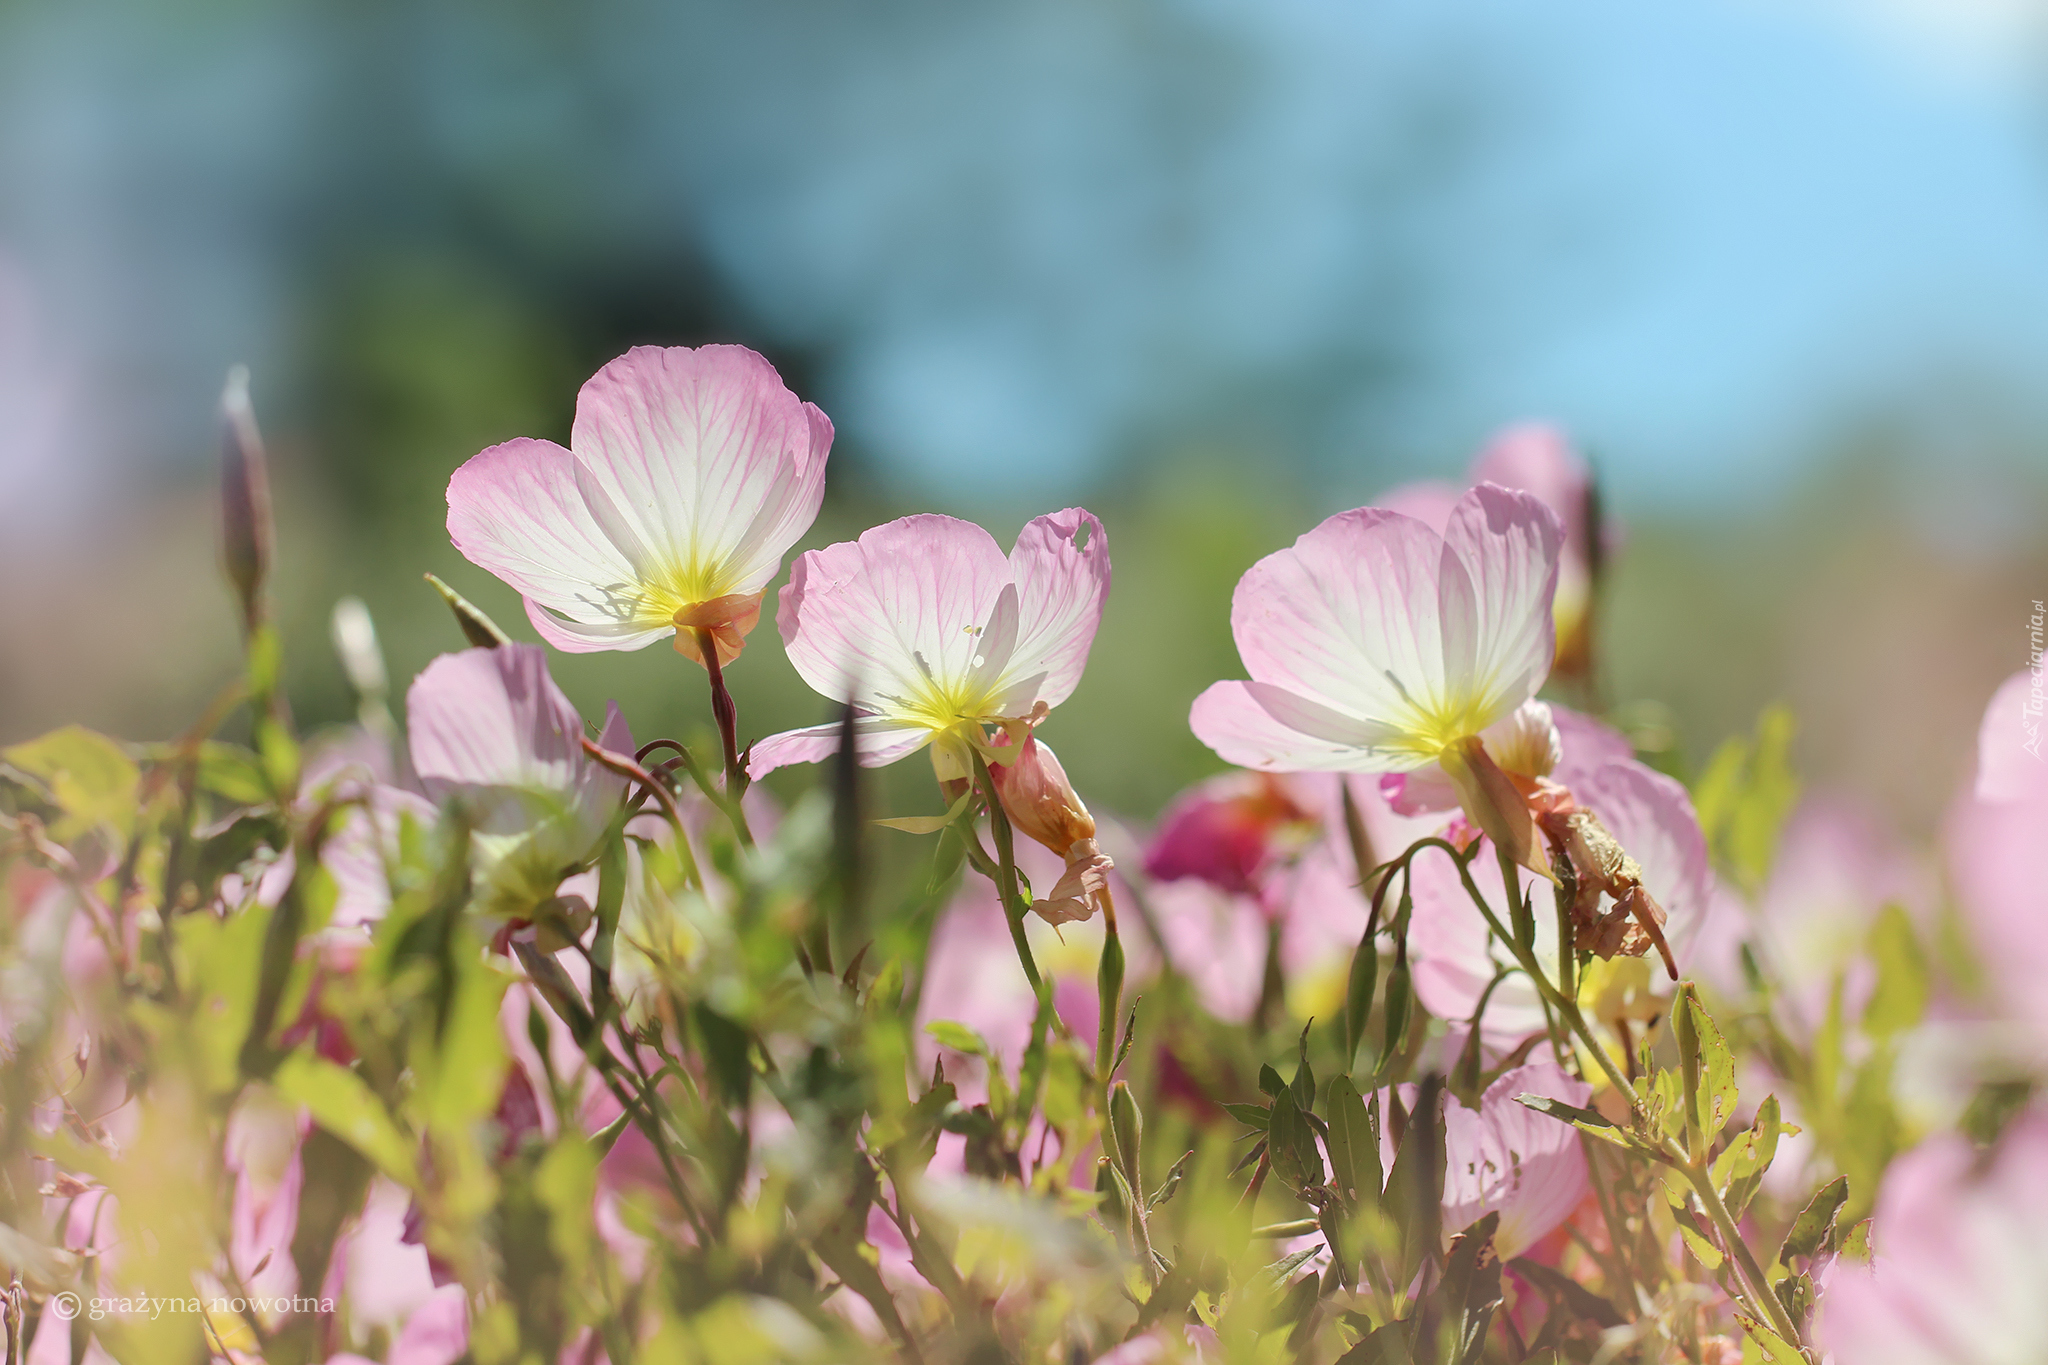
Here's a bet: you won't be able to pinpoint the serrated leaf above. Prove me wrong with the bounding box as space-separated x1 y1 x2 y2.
1674 983 1738 1145
1712 1094 1798 1221
1836 1216 1872 1260
1780 1174 1848 1266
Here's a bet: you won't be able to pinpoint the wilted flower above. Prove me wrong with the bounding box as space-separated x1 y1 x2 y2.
446 344 831 666
990 736 1113 926
1190 484 1564 874
748 509 1110 784
405 644 634 918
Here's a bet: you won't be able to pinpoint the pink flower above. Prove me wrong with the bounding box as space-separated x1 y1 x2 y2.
1816 1108 2048 1364
990 736 1113 926
1143 772 1319 900
1972 668 2048 804
405 645 635 918
1379 423 1604 680
748 509 1110 785
1189 484 1564 873
1443 1061 1591 1260
446 345 831 667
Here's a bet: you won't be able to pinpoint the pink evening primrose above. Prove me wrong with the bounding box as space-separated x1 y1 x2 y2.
747 509 1110 786
1190 483 1565 875
446 344 831 668
1442 1061 1592 1260
1816 1107 2048 1364
406 645 634 919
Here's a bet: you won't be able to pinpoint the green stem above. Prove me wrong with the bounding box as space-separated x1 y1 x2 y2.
695 628 754 846
1680 1147 1806 1349
971 754 1043 995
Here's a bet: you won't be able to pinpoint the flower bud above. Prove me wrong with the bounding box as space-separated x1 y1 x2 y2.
219 366 273 637
990 737 1095 857
671 592 764 668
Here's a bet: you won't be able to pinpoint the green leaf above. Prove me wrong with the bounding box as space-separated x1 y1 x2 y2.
1515 1094 1643 1151
1670 1203 1725 1269
1836 1216 1872 1260
1266 1088 1324 1195
1779 1175 1848 1266
1385 1075 1444 1288
1674 984 1739 1146
1222 1102 1272 1129
195 742 270 805
873 787 976 835
1343 927 1377 1062
1379 961 1412 1076
1712 1095 1798 1221
1735 1312 1804 1364
693 1005 753 1107
1773 1271 1814 1333
1863 903 1930 1040
274 1051 418 1185
1440 1211 1503 1365
1290 1022 1316 1111
1148 1150 1194 1211
4 726 139 838
1694 705 1800 895
923 1019 991 1057
1258 1063 1288 1099
1324 1076 1383 1208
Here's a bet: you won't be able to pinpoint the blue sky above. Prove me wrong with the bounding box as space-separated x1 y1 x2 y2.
2 0 2046 529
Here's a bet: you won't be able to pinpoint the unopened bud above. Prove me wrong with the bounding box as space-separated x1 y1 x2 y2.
991 737 1095 856
219 366 273 636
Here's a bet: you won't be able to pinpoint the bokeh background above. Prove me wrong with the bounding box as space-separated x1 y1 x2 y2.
2 0 2044 836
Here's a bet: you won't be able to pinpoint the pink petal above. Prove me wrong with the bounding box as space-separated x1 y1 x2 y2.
1974 669 2048 804
1567 760 1712 964
1949 790 2048 1048
569 345 830 597
1443 1061 1590 1259
1549 704 1635 786
388 1285 469 1365
1468 424 1589 558
1002 508 1110 710
745 715 933 778
446 438 665 651
776 514 1012 711
1189 681 1408 773
1230 506 1451 727
1436 483 1564 725
407 646 588 796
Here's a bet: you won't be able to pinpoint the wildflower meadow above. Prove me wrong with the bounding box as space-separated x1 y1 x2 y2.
1 344 2043 1365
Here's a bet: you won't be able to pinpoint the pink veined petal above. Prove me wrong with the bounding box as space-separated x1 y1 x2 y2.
1409 843 1554 1050
407 645 587 797
1975 669 2048 804
569 345 829 596
1468 424 1588 555
1550 704 1635 787
520 596 675 654
446 438 647 629
777 514 1013 712
1436 483 1564 722
1189 681 1414 773
1442 1062 1590 1259
1231 507 1455 731
567 700 635 830
1001 508 1110 710
746 716 934 779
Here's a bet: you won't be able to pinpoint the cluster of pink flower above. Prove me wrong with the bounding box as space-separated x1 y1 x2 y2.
10 340 2046 1364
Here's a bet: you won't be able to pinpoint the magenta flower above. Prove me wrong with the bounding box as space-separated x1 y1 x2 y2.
446 345 831 667
747 509 1110 784
1190 483 1564 871
1443 1061 1591 1260
405 644 634 917
1816 1108 2048 1364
